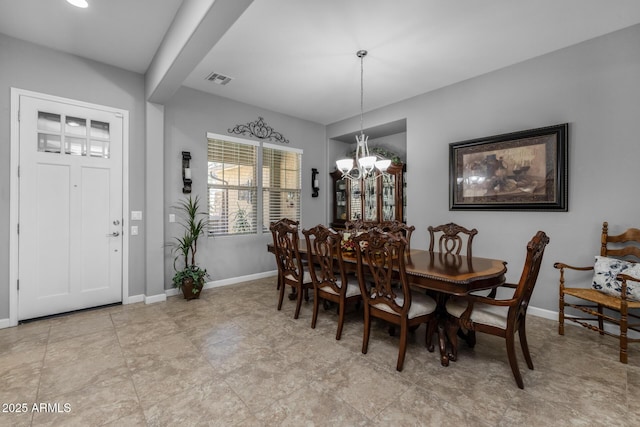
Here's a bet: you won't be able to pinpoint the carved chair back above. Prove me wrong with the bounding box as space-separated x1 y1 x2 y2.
428 222 478 258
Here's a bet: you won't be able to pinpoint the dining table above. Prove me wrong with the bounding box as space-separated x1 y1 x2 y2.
267 243 508 366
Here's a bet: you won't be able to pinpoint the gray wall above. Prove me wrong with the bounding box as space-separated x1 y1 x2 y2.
162 87 327 286
0 34 148 318
328 24 640 314
3 23 639 319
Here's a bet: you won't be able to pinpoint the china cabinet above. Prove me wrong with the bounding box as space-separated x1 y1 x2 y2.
330 162 405 229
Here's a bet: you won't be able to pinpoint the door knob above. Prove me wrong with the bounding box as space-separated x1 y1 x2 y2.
106 231 120 237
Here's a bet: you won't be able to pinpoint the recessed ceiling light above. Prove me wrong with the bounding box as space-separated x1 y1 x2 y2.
66 0 89 8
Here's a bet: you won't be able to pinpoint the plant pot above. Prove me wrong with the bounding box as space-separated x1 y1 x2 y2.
181 277 203 300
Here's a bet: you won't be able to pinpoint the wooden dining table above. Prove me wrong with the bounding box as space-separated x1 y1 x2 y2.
267 243 507 366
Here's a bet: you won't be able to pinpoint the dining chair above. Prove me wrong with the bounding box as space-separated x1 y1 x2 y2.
379 220 416 253
428 222 478 258
353 228 437 371
269 219 313 319
303 224 362 340
270 218 306 291
556 221 640 363
445 230 550 389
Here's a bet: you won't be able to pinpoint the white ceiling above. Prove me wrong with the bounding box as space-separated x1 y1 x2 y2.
2 0 640 125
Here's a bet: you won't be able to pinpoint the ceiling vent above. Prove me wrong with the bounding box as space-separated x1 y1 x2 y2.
205 72 233 85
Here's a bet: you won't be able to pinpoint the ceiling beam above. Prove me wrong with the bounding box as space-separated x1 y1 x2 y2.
145 0 254 104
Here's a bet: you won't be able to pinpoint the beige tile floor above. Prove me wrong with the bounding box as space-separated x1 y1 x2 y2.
1 276 639 426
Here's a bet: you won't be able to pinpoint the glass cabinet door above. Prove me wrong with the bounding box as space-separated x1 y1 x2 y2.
381 174 396 221
363 177 377 222
349 179 362 221
335 178 348 221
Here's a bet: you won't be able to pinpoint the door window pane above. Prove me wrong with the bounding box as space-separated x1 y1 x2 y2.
38 112 61 132
65 116 87 136
38 133 61 153
89 140 105 157
65 137 85 156
90 120 110 138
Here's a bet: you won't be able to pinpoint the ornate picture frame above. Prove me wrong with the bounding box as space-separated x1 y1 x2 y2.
449 123 568 211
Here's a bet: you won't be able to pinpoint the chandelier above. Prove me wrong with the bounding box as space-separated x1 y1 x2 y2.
336 50 391 181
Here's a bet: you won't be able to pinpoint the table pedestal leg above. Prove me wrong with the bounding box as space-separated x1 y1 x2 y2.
438 322 449 366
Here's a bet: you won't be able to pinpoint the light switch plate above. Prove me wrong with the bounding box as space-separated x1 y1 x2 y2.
169 214 176 223
131 211 142 221
131 225 139 236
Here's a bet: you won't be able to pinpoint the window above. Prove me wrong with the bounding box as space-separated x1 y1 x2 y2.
262 143 302 231
207 134 302 236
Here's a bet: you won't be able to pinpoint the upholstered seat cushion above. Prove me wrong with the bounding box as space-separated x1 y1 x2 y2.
446 298 509 330
319 280 361 297
591 256 640 301
284 270 313 284
372 291 436 319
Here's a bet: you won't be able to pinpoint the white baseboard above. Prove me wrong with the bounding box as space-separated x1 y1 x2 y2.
126 294 145 304
0 318 11 329
527 306 558 321
165 270 278 297
144 293 167 304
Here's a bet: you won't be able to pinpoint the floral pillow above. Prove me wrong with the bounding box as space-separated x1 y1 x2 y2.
592 256 640 301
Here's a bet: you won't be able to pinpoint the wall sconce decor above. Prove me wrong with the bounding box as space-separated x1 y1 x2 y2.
182 151 192 193
311 168 319 197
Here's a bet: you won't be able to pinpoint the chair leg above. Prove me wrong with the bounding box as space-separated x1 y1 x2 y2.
506 333 524 389
597 304 605 335
294 286 304 319
558 290 565 336
620 304 628 364
336 300 345 340
397 319 408 371
311 289 320 329
362 307 371 355
277 281 286 311
518 318 534 370
466 330 476 348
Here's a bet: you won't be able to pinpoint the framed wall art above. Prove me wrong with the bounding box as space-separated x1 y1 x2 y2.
449 123 568 211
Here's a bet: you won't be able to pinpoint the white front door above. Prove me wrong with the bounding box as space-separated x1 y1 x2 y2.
18 94 124 320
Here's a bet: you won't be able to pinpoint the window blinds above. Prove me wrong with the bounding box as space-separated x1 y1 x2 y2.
262 143 302 230
207 137 258 235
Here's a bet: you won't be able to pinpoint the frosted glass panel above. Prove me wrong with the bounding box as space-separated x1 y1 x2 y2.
38 133 61 153
38 112 61 132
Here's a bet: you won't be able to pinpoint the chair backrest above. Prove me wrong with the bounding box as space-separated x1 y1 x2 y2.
345 219 377 233
353 228 411 316
510 231 550 320
601 221 640 262
302 224 349 296
378 220 416 252
428 222 478 258
269 219 304 284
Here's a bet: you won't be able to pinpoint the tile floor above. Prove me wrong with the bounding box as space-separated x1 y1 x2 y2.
1 276 639 426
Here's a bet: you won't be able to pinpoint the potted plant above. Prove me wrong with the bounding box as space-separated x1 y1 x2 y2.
171 195 209 299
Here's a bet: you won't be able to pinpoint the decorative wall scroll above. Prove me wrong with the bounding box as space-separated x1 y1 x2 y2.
228 116 289 144
449 123 568 211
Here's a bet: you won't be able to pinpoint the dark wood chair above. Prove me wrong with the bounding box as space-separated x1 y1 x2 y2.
428 222 478 258
269 219 312 319
379 220 416 253
556 221 640 363
445 231 550 389
353 229 437 371
303 225 362 340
